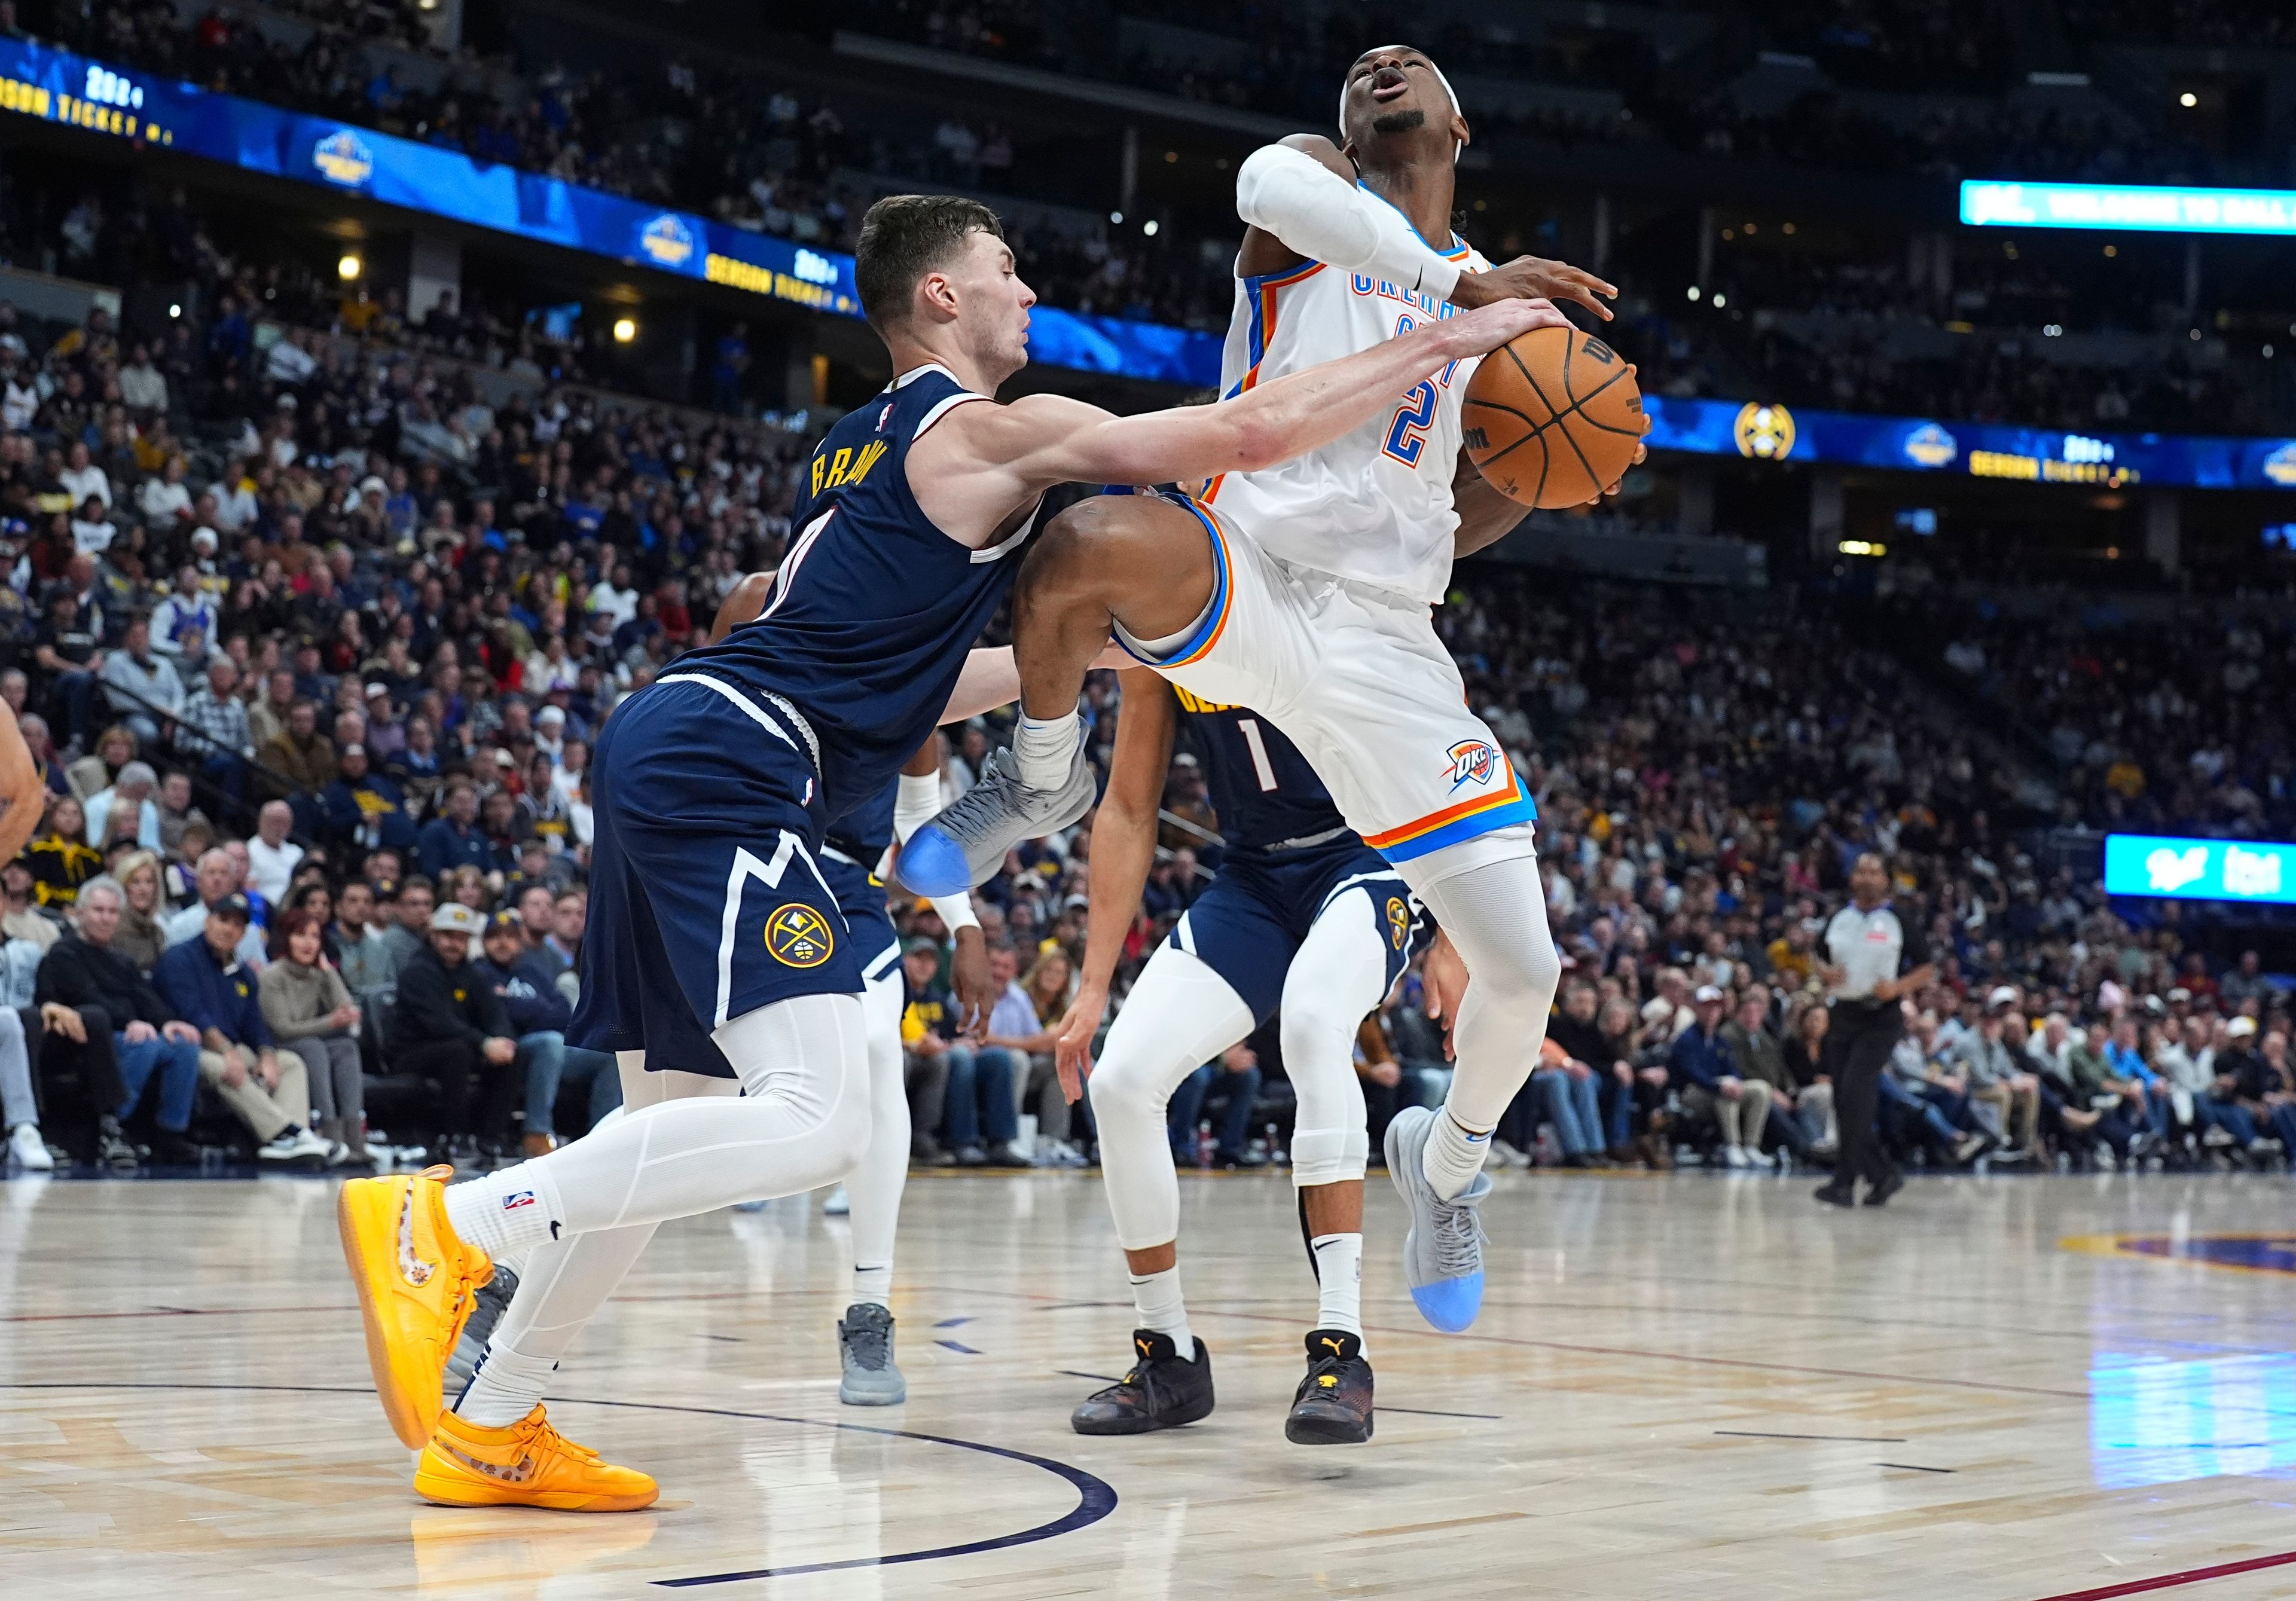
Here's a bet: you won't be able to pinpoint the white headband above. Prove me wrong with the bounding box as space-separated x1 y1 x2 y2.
1339 57 1464 160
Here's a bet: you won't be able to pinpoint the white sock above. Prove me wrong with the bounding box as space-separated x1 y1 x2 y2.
1309 1232 1364 1348
453 1343 557 1429
1129 1265 1194 1359
443 1164 566 1260
852 1264 891 1306
1422 1107 1492 1202
1013 708 1079 791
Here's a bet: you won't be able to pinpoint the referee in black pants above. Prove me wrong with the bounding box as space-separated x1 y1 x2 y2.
1813 853 1934 1209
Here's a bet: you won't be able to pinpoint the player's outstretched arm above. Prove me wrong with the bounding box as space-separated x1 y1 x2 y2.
978 298 1564 495
1052 668 1174 1099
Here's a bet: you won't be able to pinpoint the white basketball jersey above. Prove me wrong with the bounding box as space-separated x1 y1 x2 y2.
1202 218 1486 603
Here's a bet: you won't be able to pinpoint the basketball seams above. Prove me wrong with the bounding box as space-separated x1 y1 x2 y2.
1467 327 1638 508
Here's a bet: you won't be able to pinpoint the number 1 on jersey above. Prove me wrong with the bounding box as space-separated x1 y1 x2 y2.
1235 718 1280 792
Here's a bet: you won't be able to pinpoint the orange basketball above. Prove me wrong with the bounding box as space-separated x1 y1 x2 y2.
1461 326 1644 509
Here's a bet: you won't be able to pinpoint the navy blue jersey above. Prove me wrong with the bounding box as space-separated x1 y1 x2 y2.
1171 685 1349 857
673 363 1034 822
825 778 895 863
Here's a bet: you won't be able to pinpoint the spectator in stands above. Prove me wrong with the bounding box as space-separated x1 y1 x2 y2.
177 656 252 805
31 582 104 753
1167 1040 1265 1169
1670 984 1770 1167
244 799 304 904
1952 986 2039 1156
1 858 55 952
154 891 328 1163
416 775 487 879
2209 1016 2295 1157
332 877 396 1010
27 795 99 908
320 741 416 860
108 849 168 973
163 847 265 966
381 875 434 971
1531 979 1611 1166
97 616 184 747
83 760 160 853
34 876 201 1167
387 900 527 1163
258 906 367 1166
1724 991 1811 1164
151 567 217 662
894 939 958 1163
477 908 617 1154
2219 951 2270 1010
259 699 335 799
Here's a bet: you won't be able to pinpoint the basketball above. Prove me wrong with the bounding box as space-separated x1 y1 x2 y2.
1461 326 1645 508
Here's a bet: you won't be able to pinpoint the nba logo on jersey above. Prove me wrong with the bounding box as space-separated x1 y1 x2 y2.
502 1190 538 1211
1443 740 1499 793
876 402 894 431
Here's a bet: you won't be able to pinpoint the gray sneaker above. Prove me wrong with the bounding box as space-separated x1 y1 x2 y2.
899 743 1098 896
838 1302 906 1406
443 1262 520 1400
1383 1105 1491 1334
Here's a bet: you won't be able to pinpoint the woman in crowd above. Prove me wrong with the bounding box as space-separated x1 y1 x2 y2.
109 848 170 972
1782 998 1839 1149
258 906 367 1165
443 863 488 913
26 795 100 908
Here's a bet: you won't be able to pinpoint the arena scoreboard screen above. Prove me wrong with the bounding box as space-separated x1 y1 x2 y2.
2105 834 2296 906
1962 181 2296 237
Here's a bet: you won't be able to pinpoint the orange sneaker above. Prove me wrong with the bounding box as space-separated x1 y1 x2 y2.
415 1406 660 1512
338 1165 494 1447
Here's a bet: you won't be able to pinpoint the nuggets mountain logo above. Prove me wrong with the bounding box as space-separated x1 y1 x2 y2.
1733 402 1796 460
312 129 374 187
1443 739 1500 793
766 904 835 968
2264 442 2296 488
1902 421 1958 469
1386 896 1411 949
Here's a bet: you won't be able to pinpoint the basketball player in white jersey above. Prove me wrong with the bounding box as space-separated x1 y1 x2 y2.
916 46 1644 1334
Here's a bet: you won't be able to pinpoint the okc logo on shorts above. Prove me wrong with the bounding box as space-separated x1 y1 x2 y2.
502 1190 537 1212
1442 739 1500 793
1385 896 1411 950
766 903 835 968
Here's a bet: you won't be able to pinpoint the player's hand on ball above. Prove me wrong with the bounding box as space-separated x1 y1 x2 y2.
1455 255 1618 321
1053 982 1106 1103
1586 405 1653 504
1442 296 1570 359
1422 930 1471 1063
949 925 994 1039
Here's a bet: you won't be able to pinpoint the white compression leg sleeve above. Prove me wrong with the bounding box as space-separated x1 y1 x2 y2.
1396 836 1561 1125
444 993 873 1253
456 1053 736 1427
1089 943 1256 1252
844 966 909 1307
1400 834 1563 1134
1281 888 1387 1189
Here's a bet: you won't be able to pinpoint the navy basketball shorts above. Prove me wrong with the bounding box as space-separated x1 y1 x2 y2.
819 850 902 985
572 676 862 1076
1165 845 1419 1024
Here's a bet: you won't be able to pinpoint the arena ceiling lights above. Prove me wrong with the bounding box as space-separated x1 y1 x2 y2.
1961 181 2296 237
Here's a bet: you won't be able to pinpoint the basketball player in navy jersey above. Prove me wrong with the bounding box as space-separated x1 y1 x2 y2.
335 194 1561 1507
700 575 1126 1408
1059 657 1425 1445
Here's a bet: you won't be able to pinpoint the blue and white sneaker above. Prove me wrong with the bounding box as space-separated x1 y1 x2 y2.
900 744 1099 897
1384 1106 1491 1333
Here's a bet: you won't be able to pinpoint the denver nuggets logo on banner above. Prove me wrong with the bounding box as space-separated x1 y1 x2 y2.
765 904 835 968
1733 402 1796 460
1443 739 1499 793
2264 442 2296 487
1901 421 1958 468
313 129 374 187
1385 896 1411 950
639 213 695 269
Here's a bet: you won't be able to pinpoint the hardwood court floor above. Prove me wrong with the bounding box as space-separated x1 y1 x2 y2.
7 1166 2296 1600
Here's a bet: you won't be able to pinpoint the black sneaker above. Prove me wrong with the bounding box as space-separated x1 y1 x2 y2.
1285 1329 1374 1446
1812 1183 1855 1208
1071 1330 1214 1435
96 1116 138 1172
1865 1169 1906 1207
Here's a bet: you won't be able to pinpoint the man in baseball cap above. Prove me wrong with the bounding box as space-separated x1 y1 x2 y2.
383 898 527 1164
